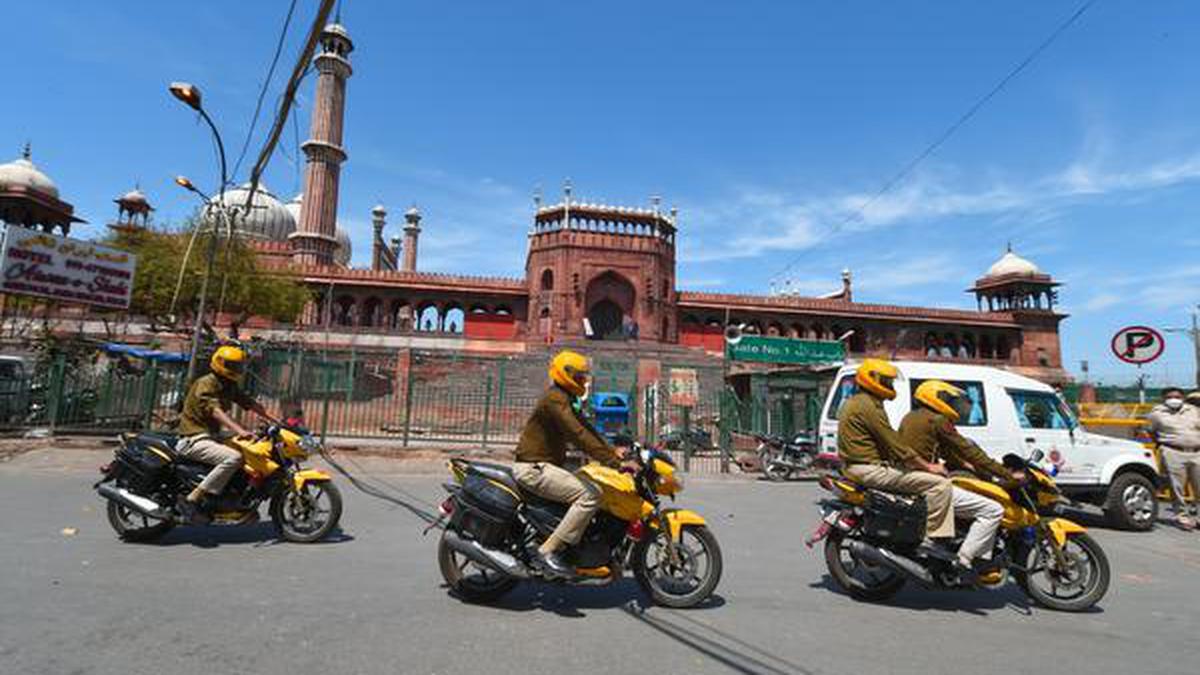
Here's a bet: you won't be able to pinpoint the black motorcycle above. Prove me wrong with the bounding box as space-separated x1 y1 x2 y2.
755 432 823 481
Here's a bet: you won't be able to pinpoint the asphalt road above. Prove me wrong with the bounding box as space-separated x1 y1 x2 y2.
3 449 1200 675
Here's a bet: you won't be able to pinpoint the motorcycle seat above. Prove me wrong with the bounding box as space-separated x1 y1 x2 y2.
463 460 563 508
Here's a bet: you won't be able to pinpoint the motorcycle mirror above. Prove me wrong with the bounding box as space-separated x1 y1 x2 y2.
1027 449 1045 464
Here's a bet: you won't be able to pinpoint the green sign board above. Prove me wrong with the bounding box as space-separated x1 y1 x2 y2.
727 336 845 365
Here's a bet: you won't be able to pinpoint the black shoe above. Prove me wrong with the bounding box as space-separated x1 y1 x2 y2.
176 497 211 525
951 560 979 586
534 550 575 579
917 539 956 561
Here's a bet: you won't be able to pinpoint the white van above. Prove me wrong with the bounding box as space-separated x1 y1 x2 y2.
818 361 1161 531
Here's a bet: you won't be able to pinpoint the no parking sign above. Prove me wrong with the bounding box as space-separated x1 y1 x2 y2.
1110 325 1165 365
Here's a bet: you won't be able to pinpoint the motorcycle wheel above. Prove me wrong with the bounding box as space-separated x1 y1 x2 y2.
437 533 518 603
823 533 905 602
764 460 792 482
106 499 173 542
270 481 343 543
1016 532 1110 612
633 524 723 608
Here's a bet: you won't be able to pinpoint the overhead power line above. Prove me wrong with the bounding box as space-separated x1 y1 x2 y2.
231 0 300 182
769 0 1098 286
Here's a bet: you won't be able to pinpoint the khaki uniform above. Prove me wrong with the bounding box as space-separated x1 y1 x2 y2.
176 374 256 495
514 386 619 551
1148 403 1200 516
900 407 1006 563
837 392 954 538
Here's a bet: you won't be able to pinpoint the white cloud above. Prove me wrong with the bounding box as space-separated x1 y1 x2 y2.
1081 293 1121 312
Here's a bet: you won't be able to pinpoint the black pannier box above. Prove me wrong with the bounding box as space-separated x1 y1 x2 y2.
452 472 519 546
863 491 926 546
115 438 171 492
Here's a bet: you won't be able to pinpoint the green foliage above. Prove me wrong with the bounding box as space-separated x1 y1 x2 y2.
104 223 310 323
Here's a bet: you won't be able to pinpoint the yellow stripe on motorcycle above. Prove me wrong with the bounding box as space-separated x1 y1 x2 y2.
293 468 333 491
648 509 707 542
1046 517 1087 547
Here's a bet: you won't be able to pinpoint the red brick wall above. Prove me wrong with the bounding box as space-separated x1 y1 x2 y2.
465 312 519 340
679 324 725 353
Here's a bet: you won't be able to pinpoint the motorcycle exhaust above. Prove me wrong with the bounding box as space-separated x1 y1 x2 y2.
442 530 531 580
847 539 934 586
96 484 169 520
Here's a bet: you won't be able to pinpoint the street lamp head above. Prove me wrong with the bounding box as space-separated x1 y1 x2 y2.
175 175 196 191
169 82 203 111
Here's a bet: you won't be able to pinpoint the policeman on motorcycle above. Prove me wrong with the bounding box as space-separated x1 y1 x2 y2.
511 350 635 578
836 359 956 546
898 380 1023 581
175 346 271 523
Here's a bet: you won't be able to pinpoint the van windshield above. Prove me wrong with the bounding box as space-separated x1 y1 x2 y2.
825 374 857 421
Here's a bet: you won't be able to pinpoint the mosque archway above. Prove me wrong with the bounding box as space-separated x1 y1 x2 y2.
584 271 636 340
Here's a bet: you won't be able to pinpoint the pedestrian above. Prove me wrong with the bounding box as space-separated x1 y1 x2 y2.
1148 387 1200 530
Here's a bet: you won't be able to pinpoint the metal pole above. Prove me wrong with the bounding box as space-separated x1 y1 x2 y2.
482 374 493 449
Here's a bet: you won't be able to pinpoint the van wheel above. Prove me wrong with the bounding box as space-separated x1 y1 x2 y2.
1103 473 1157 531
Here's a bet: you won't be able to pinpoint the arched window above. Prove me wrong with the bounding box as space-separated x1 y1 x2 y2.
444 306 465 334
540 269 554 291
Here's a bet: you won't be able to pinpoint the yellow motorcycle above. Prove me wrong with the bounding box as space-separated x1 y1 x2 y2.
435 445 723 608
96 425 342 543
810 451 1110 612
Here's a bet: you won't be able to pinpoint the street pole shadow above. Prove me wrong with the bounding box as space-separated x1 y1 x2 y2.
621 600 818 675
148 523 355 548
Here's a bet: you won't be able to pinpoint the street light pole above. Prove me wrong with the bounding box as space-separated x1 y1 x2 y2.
1165 305 1200 390
170 82 230 387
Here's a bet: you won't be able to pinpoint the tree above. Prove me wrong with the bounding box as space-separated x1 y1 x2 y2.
104 223 311 324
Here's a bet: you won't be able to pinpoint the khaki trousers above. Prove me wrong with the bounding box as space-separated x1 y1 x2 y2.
177 436 244 495
844 464 955 538
952 487 1004 564
512 461 600 552
1162 447 1200 515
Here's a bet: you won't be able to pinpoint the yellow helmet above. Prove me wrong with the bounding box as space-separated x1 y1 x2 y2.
210 345 248 385
549 350 591 398
855 358 899 400
914 379 967 422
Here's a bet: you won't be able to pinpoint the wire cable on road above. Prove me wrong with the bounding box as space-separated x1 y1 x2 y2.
317 446 442 526
231 0 299 182
770 0 1098 286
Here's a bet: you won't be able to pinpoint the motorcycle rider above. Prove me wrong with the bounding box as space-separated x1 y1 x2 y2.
175 345 270 523
899 380 1023 580
512 350 631 578
837 358 956 546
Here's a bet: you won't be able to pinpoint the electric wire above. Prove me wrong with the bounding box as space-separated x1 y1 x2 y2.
231 0 300 181
769 0 1098 286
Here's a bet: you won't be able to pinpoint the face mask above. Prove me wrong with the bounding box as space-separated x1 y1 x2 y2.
1165 398 1184 410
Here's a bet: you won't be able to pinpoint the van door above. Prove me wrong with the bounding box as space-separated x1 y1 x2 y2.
818 372 857 455
1006 389 1098 482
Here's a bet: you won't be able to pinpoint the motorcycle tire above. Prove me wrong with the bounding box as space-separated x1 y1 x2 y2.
106 499 174 542
633 524 723 609
437 533 518 603
823 533 906 602
764 461 791 482
270 481 343 543
1015 532 1110 612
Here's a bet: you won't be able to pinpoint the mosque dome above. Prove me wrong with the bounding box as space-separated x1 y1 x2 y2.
0 148 59 198
210 182 295 241
119 188 149 205
985 247 1041 278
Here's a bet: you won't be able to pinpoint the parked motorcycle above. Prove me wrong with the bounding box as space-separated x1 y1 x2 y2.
435 445 723 608
808 451 1110 612
755 432 820 481
94 425 342 543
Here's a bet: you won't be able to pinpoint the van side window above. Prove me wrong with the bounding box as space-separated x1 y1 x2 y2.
908 379 988 426
825 375 857 421
1008 390 1072 430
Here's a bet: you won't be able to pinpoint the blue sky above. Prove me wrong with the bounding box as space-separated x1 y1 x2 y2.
5 1 1199 386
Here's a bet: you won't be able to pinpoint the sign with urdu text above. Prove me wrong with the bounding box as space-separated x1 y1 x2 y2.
0 226 136 309
727 335 845 365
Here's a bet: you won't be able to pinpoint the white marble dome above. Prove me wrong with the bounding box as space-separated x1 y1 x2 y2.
119 188 149 205
0 151 59 198
985 248 1040 278
210 182 296 241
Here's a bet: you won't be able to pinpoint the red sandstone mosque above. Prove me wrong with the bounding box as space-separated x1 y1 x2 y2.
0 19 1069 384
